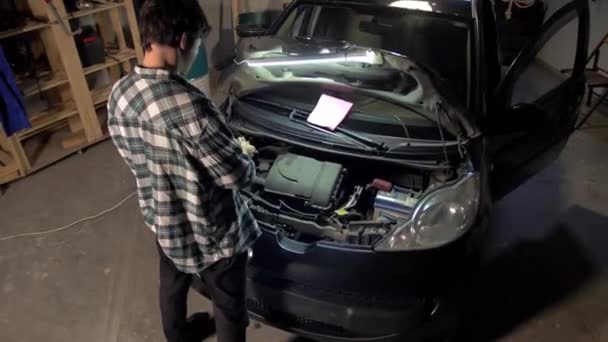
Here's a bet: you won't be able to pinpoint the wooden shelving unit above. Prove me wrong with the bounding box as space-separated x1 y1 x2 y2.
0 19 51 40
19 72 69 97
0 0 142 185
91 85 114 107
83 48 137 75
0 143 19 184
68 1 124 19
17 102 79 140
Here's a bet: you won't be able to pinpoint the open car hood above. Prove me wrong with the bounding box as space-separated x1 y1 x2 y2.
220 36 478 138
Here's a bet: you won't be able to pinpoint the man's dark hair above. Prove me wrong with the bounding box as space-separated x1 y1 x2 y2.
139 0 209 51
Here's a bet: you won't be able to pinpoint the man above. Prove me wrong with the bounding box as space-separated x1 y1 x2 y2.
107 1 259 341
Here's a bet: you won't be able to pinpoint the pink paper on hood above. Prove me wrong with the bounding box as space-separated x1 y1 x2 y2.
306 94 354 131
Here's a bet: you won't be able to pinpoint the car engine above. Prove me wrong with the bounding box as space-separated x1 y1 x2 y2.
241 142 439 246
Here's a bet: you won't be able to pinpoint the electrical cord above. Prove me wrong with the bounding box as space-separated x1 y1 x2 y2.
0 191 137 242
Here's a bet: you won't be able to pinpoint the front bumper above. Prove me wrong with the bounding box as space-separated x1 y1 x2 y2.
193 224 482 341
245 276 440 342
253 222 482 340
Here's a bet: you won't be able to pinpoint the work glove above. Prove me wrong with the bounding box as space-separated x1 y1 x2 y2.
238 137 256 157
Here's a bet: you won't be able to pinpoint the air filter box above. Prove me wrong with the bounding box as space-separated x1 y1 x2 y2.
264 153 343 208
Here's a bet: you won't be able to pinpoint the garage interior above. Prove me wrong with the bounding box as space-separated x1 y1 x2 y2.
1 0 608 341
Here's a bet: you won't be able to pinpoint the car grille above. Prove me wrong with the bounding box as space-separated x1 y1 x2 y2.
294 282 428 309
247 298 359 337
251 274 429 310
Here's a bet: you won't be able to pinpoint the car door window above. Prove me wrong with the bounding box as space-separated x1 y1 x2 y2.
277 5 312 38
510 18 579 106
490 0 589 199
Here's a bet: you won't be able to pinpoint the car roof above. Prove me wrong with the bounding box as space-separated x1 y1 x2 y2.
295 0 474 19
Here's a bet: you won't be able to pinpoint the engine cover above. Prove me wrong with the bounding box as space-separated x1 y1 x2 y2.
264 153 343 208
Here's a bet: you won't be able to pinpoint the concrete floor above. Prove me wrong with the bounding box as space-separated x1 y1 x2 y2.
1 108 608 341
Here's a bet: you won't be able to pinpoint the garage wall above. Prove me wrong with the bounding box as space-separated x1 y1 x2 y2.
197 0 234 70
239 0 285 12
198 0 286 70
538 0 608 71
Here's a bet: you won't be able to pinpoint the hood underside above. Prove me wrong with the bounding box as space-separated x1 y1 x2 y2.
221 37 477 138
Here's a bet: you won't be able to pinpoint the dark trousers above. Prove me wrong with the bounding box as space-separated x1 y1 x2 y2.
158 244 249 342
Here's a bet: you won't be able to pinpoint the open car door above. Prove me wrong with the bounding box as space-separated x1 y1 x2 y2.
488 0 589 199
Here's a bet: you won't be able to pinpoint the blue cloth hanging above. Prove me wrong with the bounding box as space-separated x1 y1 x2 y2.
0 46 30 136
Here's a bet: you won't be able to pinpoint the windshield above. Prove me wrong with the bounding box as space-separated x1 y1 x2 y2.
275 4 471 100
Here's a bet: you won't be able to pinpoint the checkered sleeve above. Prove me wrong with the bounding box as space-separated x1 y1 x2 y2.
183 100 255 190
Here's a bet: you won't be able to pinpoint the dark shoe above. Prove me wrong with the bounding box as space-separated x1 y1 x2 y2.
185 312 216 342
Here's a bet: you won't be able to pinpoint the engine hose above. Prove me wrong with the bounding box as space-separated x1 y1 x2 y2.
252 176 266 186
278 200 319 218
252 206 346 241
241 190 318 219
241 190 277 210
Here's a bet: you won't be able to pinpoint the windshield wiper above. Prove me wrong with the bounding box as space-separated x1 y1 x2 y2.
241 96 388 152
287 110 388 151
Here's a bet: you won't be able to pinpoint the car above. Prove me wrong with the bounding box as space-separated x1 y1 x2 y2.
193 0 590 340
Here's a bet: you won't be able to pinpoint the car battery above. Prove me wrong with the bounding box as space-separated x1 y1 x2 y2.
75 26 105 67
373 186 419 221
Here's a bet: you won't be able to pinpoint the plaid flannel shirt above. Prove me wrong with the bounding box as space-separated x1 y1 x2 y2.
107 66 260 273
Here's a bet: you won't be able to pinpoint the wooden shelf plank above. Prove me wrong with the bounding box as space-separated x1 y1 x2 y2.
18 103 79 140
0 20 50 40
68 1 124 19
20 73 69 97
0 147 15 169
27 131 110 174
91 85 113 107
15 70 52 86
61 130 88 149
83 49 137 75
0 159 20 185
0 144 20 184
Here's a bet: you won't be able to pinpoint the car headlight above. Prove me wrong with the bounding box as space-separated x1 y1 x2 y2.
375 172 480 251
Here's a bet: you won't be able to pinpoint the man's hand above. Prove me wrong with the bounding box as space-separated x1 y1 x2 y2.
238 137 256 157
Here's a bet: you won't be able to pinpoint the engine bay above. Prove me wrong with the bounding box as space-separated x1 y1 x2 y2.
240 136 463 246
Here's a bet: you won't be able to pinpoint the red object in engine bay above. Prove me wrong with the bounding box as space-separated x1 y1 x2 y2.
371 178 393 192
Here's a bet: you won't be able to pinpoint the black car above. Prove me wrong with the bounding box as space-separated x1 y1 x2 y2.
195 0 590 340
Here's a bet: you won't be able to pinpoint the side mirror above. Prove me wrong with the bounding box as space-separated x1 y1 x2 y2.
236 10 282 38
